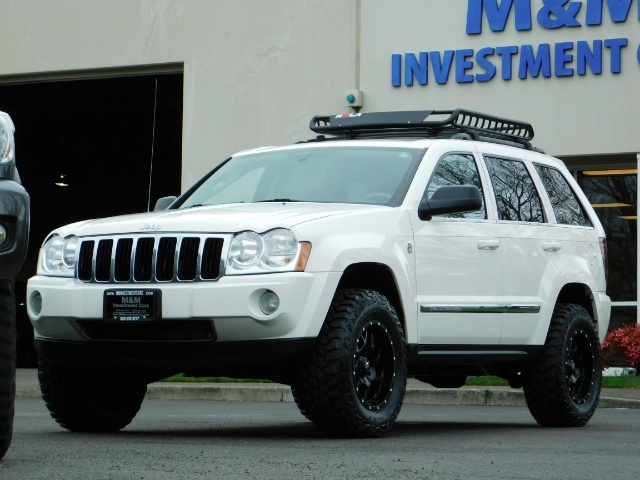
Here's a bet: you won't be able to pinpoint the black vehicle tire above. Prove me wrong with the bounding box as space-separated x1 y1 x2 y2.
0 279 16 460
523 303 602 427
293 289 407 438
38 359 147 432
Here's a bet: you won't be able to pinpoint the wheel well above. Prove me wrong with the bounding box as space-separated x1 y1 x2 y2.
337 263 405 333
556 283 595 319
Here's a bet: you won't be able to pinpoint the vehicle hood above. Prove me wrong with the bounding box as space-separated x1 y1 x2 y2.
52 202 380 237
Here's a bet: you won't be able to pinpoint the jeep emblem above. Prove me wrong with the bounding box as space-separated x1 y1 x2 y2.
140 224 162 231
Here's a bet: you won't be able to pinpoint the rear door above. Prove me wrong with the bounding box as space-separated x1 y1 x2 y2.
482 154 548 345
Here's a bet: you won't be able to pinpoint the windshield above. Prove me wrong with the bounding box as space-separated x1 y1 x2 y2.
179 145 425 208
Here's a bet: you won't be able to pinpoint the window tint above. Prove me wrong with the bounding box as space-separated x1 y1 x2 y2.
425 153 486 219
535 164 592 227
484 156 544 223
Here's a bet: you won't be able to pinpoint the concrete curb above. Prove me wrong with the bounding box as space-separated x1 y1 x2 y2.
143 383 294 402
404 388 528 407
16 377 640 409
145 384 640 409
599 396 640 409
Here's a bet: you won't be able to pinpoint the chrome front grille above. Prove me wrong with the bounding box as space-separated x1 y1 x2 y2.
77 235 224 283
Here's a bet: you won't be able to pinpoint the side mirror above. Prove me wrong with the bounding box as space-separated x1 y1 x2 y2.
0 111 16 181
418 185 482 220
154 196 178 211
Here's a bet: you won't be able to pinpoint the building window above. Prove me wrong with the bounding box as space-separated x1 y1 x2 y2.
578 169 637 330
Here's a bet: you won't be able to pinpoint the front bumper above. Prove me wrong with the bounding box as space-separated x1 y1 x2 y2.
0 179 29 279
28 271 339 366
35 336 317 371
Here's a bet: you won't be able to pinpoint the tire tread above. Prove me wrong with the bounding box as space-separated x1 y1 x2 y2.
293 289 406 438
0 279 16 460
523 303 602 427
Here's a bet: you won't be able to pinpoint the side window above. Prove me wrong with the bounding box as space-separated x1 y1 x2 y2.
484 156 544 223
534 164 592 227
425 153 486 219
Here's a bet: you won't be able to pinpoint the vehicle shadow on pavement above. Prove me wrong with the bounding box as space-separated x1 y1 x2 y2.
102 420 539 440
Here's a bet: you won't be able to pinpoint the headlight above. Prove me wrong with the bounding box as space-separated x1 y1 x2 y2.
226 229 311 275
227 231 264 270
0 113 15 165
39 234 79 276
261 229 299 268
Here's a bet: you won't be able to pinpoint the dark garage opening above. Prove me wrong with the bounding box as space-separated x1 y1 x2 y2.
0 71 184 365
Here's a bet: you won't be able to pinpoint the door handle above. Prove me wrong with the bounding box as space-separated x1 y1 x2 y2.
543 242 562 252
478 239 500 250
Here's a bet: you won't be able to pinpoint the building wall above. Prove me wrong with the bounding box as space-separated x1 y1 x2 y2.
360 0 640 157
0 0 357 189
1 0 639 187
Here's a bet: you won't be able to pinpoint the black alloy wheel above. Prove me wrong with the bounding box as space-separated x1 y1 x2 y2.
353 319 397 411
565 327 596 406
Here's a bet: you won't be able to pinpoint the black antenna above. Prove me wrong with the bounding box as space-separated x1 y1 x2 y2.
147 78 158 212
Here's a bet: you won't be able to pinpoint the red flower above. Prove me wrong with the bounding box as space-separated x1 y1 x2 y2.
602 324 640 370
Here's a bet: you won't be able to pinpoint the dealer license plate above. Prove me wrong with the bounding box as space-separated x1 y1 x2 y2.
104 289 161 322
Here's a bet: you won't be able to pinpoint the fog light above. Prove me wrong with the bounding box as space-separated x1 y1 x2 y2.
30 291 42 316
259 290 280 315
0 224 6 245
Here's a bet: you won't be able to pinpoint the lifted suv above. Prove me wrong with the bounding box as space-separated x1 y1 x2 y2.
28 110 610 437
0 111 29 459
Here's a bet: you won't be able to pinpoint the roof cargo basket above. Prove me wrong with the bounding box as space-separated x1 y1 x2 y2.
309 109 536 150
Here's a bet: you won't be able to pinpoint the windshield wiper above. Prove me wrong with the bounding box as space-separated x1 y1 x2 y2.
256 198 299 203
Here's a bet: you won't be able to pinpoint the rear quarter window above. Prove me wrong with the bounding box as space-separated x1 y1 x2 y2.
534 164 592 227
484 155 545 223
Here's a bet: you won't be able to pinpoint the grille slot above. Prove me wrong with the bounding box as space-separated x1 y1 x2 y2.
95 240 113 282
134 238 155 281
156 237 177 281
202 238 224 279
114 238 133 281
76 235 224 283
77 241 95 281
178 237 200 280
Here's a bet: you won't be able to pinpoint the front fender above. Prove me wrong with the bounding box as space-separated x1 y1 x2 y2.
0 179 30 279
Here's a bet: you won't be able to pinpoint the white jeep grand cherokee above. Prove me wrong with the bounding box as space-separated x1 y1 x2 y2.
27 109 611 437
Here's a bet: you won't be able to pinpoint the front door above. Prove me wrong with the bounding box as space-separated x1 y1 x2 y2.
413 152 503 345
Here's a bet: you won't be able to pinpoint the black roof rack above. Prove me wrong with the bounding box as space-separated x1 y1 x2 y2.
309 109 536 150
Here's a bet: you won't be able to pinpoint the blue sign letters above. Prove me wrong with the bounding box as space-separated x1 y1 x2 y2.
392 0 638 87
467 0 639 33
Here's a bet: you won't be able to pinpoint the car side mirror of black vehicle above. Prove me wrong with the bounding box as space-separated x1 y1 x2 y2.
153 196 178 211
418 185 482 221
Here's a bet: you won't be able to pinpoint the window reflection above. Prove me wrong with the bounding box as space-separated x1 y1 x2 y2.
535 164 591 227
425 153 486 219
485 156 544 223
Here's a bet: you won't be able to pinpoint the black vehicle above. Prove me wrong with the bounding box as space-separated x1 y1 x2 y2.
0 111 29 460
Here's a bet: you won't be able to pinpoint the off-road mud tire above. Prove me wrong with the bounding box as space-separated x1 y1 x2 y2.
293 289 407 438
523 303 602 427
38 359 147 432
0 279 16 460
